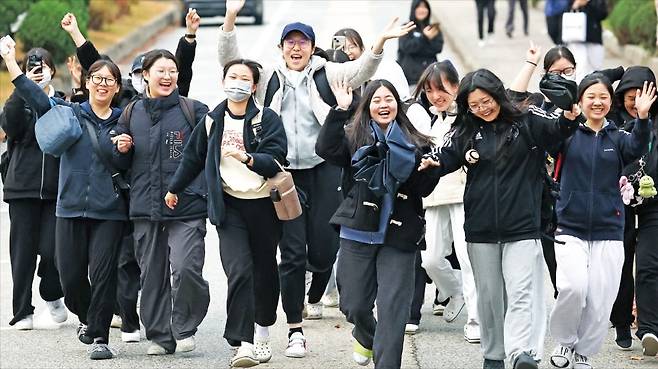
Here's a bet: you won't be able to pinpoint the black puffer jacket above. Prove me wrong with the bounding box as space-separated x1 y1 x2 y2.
112 89 209 221
397 0 444 85
1 89 62 201
434 107 580 243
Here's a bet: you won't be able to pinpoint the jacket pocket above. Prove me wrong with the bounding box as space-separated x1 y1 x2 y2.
58 170 88 210
556 190 589 226
87 172 120 213
592 191 624 231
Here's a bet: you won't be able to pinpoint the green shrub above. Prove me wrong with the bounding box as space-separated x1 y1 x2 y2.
16 0 89 65
0 0 37 35
609 0 656 51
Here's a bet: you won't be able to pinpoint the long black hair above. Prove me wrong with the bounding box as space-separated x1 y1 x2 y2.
453 69 523 138
345 79 434 153
413 60 460 100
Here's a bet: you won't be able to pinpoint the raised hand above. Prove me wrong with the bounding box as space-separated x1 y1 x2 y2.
418 156 441 171
226 0 246 16
0 36 17 62
25 66 44 83
331 79 353 110
564 104 581 121
186 8 201 34
422 25 440 40
66 56 82 87
164 192 178 209
526 40 542 66
635 81 657 120
380 17 415 40
60 13 79 34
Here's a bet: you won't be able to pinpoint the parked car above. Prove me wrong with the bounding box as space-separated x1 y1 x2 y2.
181 0 264 26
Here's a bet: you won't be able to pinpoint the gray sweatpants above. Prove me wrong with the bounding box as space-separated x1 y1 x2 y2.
468 239 546 365
133 219 210 352
336 239 416 369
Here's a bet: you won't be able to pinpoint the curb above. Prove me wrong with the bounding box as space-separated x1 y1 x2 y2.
101 5 178 63
603 30 658 74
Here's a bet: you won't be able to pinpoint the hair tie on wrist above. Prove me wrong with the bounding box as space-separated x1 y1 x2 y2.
185 33 196 39
526 60 537 67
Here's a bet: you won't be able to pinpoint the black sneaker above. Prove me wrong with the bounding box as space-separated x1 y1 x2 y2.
77 323 93 345
513 352 538 369
483 359 504 369
89 342 115 360
615 325 633 351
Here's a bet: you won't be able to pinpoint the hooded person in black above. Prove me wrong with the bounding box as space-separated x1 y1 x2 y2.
397 0 444 86
612 66 658 355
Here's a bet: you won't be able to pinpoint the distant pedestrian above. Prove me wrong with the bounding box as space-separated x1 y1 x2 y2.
475 0 496 46
565 0 608 82
545 0 570 44
505 0 529 38
397 0 444 88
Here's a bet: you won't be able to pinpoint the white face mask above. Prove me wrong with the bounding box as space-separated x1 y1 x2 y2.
131 75 146 95
563 73 577 82
224 79 253 102
37 66 52 89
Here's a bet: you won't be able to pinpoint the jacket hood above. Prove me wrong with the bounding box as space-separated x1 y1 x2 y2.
615 67 658 116
410 0 432 27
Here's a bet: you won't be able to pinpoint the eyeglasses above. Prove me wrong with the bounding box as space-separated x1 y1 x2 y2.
468 98 495 113
88 75 117 86
283 38 311 49
151 69 179 78
548 67 576 77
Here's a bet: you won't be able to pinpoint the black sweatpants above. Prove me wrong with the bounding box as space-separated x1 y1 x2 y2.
7 199 63 325
476 0 496 39
541 237 559 299
279 162 341 324
337 239 416 369
55 217 124 342
611 210 637 328
636 224 658 339
217 194 281 344
115 223 140 333
409 250 427 325
546 14 563 45
505 0 528 35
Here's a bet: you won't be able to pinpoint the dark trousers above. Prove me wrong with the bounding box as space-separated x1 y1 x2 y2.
636 224 658 338
541 237 559 299
505 0 528 35
546 14 563 44
133 219 210 352
8 199 63 325
476 0 496 39
409 250 427 325
279 162 341 323
338 239 416 369
217 195 281 344
115 223 140 333
611 211 637 328
55 217 124 342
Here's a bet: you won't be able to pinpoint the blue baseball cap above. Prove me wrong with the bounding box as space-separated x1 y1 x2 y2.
131 54 145 73
280 22 315 44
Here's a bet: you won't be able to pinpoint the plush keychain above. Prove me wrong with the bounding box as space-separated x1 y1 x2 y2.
619 176 635 205
638 175 657 198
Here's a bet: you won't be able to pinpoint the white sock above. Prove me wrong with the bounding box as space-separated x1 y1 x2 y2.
255 324 269 339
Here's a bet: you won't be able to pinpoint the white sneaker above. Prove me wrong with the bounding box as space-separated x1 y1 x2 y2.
642 333 658 356
176 335 196 353
464 322 481 343
443 295 465 322
147 342 169 355
550 344 573 368
572 352 591 369
405 324 419 335
284 332 307 358
321 289 339 308
110 315 122 329
46 299 67 323
304 302 323 320
231 344 259 367
478 40 486 47
14 315 33 330
254 336 272 363
121 330 140 343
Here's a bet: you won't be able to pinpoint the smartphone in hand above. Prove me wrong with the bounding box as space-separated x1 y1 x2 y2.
332 35 346 51
0 35 16 56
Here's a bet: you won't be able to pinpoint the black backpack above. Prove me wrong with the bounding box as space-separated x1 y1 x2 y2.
263 68 337 108
119 96 197 128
